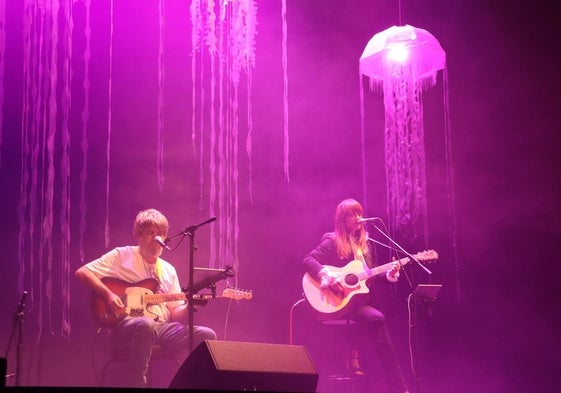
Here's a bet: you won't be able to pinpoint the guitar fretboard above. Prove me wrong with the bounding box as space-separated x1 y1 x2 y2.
144 293 186 304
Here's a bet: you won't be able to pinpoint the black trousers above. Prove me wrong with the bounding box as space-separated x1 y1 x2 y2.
349 304 409 393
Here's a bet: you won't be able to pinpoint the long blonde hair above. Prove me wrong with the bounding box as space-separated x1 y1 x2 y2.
333 198 368 260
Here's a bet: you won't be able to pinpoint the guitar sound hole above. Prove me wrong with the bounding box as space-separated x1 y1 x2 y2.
345 275 358 286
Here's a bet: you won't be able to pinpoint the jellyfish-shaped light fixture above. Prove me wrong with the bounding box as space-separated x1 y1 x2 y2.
359 24 447 240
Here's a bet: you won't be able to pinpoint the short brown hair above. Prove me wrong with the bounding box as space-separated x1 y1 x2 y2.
133 209 169 238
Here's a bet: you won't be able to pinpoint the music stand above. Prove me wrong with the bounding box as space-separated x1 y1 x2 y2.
194 267 229 284
413 284 442 302
183 266 234 298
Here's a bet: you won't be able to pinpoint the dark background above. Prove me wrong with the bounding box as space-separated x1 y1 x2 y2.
1 1 560 392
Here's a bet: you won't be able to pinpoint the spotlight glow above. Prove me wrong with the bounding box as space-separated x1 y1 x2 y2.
387 45 409 63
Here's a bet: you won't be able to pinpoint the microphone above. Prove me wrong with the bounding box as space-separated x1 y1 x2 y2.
358 217 380 224
16 291 28 314
154 236 171 251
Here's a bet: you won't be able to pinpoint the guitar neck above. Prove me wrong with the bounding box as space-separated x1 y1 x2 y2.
360 257 410 281
145 288 252 304
144 293 186 304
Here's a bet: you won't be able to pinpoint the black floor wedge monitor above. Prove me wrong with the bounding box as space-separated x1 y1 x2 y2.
169 340 319 392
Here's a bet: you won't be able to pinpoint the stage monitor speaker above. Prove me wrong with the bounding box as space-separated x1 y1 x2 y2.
169 340 318 392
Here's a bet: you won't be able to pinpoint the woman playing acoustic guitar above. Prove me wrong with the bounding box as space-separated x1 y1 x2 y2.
303 198 410 393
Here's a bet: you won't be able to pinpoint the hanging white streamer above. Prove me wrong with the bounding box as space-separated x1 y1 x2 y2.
382 61 431 242
157 0 166 191
78 0 92 264
189 0 257 281
105 0 115 247
59 0 73 338
17 0 73 347
0 0 5 163
281 0 289 183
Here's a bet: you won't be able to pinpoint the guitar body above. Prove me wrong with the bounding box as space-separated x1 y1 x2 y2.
91 277 162 328
302 259 370 315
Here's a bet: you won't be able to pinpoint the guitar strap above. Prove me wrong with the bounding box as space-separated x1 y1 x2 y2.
351 240 369 268
143 258 163 290
154 258 163 283
352 239 377 278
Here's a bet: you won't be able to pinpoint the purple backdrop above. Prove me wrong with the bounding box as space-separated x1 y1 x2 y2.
0 1 559 392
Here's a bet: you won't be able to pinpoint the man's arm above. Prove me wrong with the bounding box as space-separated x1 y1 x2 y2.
168 302 189 323
75 265 124 309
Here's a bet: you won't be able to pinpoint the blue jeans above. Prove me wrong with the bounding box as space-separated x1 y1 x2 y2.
111 316 217 387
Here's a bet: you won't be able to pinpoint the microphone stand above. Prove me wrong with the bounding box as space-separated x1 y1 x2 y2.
369 222 432 393
174 217 216 353
368 236 404 252
4 291 27 387
370 222 433 276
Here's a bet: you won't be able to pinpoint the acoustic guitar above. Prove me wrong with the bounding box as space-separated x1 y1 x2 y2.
302 250 438 314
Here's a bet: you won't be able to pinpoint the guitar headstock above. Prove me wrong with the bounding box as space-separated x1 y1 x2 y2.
413 249 438 263
222 287 253 300
224 264 236 277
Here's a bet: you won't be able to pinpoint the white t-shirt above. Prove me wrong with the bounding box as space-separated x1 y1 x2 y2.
85 245 183 323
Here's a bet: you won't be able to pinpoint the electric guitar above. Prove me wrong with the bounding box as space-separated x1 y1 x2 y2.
91 277 252 328
302 249 438 314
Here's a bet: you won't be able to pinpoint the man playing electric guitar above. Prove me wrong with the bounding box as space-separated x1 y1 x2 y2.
302 199 410 393
75 209 217 387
